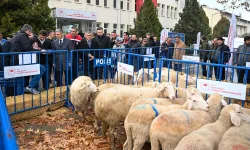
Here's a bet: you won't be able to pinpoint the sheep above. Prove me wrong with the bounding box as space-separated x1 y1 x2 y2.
70 76 98 119
218 108 250 150
178 74 197 88
130 87 203 108
113 71 138 85
175 104 250 150
94 82 176 150
123 92 209 150
149 93 228 150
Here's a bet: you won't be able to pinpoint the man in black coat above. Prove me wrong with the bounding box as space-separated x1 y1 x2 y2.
10 24 46 95
78 31 97 78
213 37 231 81
94 27 111 80
30 30 53 90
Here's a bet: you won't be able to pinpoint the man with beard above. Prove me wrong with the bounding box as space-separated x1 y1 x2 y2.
233 36 250 83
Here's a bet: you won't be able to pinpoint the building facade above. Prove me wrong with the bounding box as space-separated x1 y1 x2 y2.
48 0 184 35
202 5 250 37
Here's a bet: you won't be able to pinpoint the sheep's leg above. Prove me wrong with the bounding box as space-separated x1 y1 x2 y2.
133 137 147 150
102 122 109 137
150 136 160 150
109 127 116 150
123 140 128 150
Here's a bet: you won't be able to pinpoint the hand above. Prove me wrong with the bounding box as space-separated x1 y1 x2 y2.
89 55 94 61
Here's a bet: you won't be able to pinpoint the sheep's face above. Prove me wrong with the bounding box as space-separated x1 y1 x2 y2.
186 88 209 111
235 107 250 123
136 69 150 85
157 82 176 100
227 104 244 126
80 81 98 93
181 75 196 87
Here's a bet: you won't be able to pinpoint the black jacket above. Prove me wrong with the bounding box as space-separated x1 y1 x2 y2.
30 37 52 64
0 40 12 70
78 38 99 58
95 35 111 58
215 43 231 63
11 30 34 52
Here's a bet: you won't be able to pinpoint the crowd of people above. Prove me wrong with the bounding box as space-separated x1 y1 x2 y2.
0 23 250 95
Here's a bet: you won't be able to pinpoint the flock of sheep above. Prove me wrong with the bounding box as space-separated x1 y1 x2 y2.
70 68 250 150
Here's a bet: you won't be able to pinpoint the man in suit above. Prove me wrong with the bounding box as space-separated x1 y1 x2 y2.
52 29 71 87
30 30 53 90
78 31 97 78
95 27 111 80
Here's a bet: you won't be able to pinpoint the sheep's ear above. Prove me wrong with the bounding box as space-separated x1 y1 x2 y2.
79 84 86 90
221 99 228 107
230 111 241 126
188 99 193 110
157 84 165 93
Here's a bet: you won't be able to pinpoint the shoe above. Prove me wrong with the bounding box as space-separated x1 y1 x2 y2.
25 87 40 95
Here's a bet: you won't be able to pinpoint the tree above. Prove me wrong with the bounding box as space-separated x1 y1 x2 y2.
213 17 230 38
0 0 55 37
132 0 163 37
174 0 211 46
217 0 250 11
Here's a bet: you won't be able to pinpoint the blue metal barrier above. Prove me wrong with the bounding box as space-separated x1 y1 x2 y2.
0 50 69 115
0 89 18 150
158 58 250 106
70 49 158 86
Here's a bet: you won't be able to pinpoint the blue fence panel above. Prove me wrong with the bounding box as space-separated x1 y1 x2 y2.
0 50 69 115
158 58 250 106
0 89 18 150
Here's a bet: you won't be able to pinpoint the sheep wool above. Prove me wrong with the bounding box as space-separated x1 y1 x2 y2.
149 93 227 150
175 104 245 150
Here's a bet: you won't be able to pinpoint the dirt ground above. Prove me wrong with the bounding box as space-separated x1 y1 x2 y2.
13 106 151 150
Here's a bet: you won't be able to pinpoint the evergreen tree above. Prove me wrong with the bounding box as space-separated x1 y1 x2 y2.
174 0 211 46
132 0 163 37
213 17 230 38
0 0 55 36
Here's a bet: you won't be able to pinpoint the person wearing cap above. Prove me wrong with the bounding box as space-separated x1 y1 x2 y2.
173 35 186 71
213 37 230 81
233 36 250 83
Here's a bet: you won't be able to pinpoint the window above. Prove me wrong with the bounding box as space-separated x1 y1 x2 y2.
127 25 131 31
127 0 130 10
135 0 137 11
104 23 109 35
167 6 170 17
113 0 116 8
161 4 165 17
87 0 91 3
174 7 177 18
120 0 124 9
120 24 124 37
157 3 160 16
75 0 81 3
104 0 107 7
113 24 117 29
96 22 101 27
96 0 99 5
170 7 173 18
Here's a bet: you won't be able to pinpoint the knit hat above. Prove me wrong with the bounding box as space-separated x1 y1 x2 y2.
217 37 224 41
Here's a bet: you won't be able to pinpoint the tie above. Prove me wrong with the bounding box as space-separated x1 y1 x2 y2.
59 39 62 48
87 40 91 48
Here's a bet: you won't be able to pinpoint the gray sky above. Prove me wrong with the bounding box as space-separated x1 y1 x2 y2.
199 0 249 20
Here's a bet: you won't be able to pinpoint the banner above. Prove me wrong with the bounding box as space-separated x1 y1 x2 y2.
4 64 40 79
160 29 169 44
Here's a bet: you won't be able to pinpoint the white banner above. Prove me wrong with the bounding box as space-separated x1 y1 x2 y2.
227 13 237 73
182 55 200 62
160 29 169 44
117 62 134 76
4 64 40 79
196 32 201 49
56 8 97 20
197 79 246 100
144 54 155 61
246 62 250 67
19 54 37 65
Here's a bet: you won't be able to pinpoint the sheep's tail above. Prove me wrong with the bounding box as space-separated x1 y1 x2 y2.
150 135 159 150
126 125 133 150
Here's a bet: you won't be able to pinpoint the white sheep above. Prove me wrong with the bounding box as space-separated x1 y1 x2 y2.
70 76 98 118
124 92 209 150
113 71 138 85
149 93 228 150
175 104 250 150
178 74 197 88
94 82 176 150
218 108 250 150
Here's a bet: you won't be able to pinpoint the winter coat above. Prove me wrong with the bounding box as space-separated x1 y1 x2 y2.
173 41 186 64
233 44 250 66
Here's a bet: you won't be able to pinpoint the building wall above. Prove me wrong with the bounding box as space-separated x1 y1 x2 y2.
156 0 181 31
202 5 250 37
49 0 136 36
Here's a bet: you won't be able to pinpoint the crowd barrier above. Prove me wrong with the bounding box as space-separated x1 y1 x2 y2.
158 58 250 106
0 50 70 115
0 89 18 150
